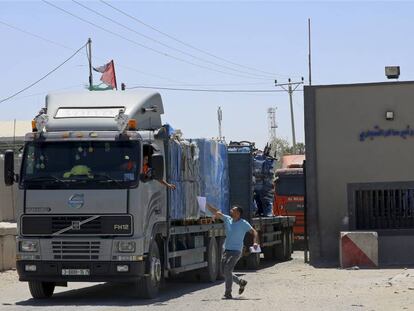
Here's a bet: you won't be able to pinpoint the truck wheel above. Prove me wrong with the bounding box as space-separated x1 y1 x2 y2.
285 229 293 260
200 237 218 282
263 247 274 261
28 281 55 299
136 241 162 299
274 230 287 261
216 237 225 280
246 252 260 270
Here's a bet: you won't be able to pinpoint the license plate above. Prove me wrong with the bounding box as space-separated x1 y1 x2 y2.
62 269 90 276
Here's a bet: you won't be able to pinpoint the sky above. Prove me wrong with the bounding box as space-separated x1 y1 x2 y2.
1 0 414 148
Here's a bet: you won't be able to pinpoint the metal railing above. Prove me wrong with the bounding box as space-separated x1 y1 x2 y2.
354 188 414 230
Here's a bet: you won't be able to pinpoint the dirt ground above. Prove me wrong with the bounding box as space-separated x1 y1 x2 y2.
0 252 413 311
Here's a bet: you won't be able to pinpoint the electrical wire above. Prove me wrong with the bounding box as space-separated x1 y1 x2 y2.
0 20 72 50
0 43 87 104
127 85 304 93
0 18 183 83
73 0 274 79
129 82 274 87
99 0 290 78
42 0 272 80
6 84 85 101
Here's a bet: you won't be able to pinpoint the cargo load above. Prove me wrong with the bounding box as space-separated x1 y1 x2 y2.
194 139 230 216
167 138 200 220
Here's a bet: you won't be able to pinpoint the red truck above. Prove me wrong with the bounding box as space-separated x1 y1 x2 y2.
273 155 305 247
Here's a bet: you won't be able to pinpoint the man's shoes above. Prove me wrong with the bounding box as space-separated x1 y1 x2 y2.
239 280 248 295
223 293 233 299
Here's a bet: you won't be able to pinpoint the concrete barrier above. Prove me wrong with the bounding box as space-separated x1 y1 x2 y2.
340 231 378 268
0 222 17 271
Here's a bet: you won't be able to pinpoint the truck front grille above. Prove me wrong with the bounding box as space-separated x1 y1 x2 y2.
52 241 101 260
51 216 102 234
21 214 133 236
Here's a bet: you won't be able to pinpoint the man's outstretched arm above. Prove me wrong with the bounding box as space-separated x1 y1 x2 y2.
250 228 259 249
206 203 224 219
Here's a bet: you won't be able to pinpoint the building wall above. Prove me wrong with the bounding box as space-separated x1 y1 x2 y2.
0 154 22 223
305 81 414 265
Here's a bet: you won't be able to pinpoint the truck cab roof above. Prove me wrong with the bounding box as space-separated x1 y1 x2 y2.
45 90 164 132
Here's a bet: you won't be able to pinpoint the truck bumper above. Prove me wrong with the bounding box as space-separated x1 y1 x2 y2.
16 260 146 282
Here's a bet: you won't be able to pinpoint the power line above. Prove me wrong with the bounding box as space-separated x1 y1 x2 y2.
8 84 85 101
0 42 87 104
100 0 293 78
72 0 273 79
0 20 72 50
0 18 182 83
42 0 271 81
126 85 303 93
129 82 274 87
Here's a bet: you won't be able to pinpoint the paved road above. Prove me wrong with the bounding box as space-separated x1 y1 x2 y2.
1 252 413 311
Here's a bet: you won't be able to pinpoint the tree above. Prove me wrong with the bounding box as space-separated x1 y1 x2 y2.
269 138 305 169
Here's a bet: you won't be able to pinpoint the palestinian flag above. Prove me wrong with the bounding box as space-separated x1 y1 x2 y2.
93 60 117 90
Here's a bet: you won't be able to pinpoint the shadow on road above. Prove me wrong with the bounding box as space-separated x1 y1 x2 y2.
14 279 222 307
12 256 293 306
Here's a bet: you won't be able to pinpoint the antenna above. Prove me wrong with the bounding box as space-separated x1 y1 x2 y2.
267 107 277 158
217 106 223 141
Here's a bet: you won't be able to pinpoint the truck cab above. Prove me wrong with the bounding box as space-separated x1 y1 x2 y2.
273 155 305 245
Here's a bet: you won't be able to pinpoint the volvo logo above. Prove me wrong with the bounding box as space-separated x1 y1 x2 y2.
68 194 85 209
71 221 81 230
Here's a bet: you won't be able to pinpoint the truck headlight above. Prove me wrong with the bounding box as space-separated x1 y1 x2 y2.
20 241 38 252
118 241 135 253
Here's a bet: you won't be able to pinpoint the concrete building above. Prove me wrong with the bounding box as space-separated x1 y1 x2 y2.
305 81 414 266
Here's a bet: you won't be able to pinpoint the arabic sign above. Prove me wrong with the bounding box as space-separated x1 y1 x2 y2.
359 125 414 142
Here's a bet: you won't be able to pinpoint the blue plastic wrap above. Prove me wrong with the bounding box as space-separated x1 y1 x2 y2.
167 137 230 220
194 139 230 216
167 139 200 220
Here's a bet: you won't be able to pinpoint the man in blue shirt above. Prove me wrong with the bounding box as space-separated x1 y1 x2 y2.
207 203 259 299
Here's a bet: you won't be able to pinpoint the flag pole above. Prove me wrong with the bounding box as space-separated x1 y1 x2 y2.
88 38 93 89
112 60 118 90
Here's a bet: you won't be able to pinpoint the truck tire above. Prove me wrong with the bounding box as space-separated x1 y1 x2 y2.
246 252 260 270
263 246 274 261
28 281 55 299
216 237 225 280
285 229 293 260
274 230 287 261
136 241 162 299
200 237 218 282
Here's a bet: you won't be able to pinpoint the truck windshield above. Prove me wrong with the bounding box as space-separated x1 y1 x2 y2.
275 174 304 196
20 141 140 189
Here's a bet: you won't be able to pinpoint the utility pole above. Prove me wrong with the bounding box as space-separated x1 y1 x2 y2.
87 38 93 89
275 78 304 154
217 106 223 141
288 79 296 153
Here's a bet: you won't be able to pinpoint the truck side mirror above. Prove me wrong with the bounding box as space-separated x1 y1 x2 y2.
151 153 164 180
4 150 15 186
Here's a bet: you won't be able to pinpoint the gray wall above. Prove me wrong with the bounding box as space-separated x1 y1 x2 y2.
0 155 22 222
305 81 414 265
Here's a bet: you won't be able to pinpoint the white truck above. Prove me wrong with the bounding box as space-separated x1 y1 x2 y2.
4 91 294 299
